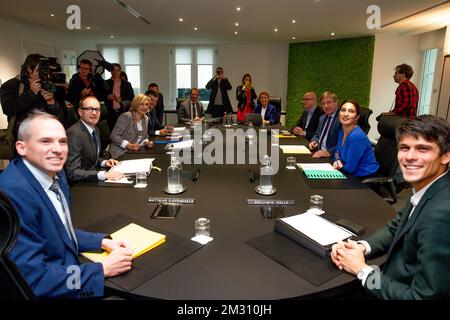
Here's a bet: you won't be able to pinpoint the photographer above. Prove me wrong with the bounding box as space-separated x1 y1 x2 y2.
205 67 233 118
67 59 108 108
0 53 62 144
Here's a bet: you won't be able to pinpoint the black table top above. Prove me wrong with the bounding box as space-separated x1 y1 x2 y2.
71 128 395 299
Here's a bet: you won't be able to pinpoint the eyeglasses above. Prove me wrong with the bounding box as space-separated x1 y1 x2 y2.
302 98 314 101
80 107 100 113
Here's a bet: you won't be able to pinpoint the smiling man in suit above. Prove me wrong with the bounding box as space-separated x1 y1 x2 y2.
0 110 133 298
331 115 450 299
291 91 324 141
66 96 124 183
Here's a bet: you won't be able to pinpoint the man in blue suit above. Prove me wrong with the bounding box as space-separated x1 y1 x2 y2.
308 91 341 158
331 115 450 299
0 111 133 298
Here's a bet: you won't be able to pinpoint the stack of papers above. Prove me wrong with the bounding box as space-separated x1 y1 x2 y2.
110 158 155 175
81 223 166 262
170 139 194 149
280 212 355 246
297 163 346 179
279 145 311 154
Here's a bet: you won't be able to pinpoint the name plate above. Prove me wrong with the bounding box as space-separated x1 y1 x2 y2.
247 199 295 205
148 197 196 204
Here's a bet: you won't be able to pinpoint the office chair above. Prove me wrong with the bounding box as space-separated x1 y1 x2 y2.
362 115 405 204
358 108 373 135
0 191 35 299
256 96 282 124
176 97 188 112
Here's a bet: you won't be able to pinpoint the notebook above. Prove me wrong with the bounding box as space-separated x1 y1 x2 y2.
297 163 347 179
81 223 166 262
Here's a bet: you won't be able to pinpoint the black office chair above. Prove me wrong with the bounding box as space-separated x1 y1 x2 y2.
0 191 35 299
358 108 373 135
256 96 282 124
362 115 405 204
176 97 188 112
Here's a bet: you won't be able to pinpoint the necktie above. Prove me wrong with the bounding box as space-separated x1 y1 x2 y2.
49 177 78 251
319 116 332 148
92 129 99 157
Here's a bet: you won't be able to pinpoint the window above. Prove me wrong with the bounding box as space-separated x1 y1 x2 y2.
99 46 143 94
418 48 438 115
171 46 216 109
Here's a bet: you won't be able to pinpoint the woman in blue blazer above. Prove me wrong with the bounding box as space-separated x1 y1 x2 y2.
332 99 379 178
254 91 277 126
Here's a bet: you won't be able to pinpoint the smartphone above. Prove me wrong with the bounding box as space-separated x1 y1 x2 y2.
151 203 182 219
260 205 286 220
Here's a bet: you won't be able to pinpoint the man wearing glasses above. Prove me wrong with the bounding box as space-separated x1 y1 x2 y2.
66 96 124 183
291 91 324 141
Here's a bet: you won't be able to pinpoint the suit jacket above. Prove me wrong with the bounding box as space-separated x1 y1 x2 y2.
365 172 450 299
155 92 165 124
105 79 135 110
0 158 106 298
254 104 278 125
110 111 149 159
148 108 164 136
310 111 341 156
67 73 108 107
177 100 204 124
66 121 105 183
205 77 232 114
292 106 324 141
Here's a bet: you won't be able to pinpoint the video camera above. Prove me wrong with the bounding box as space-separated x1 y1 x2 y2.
39 57 66 93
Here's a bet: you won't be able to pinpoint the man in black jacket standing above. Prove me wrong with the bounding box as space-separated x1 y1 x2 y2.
205 67 232 118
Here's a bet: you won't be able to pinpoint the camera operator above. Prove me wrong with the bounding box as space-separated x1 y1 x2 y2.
0 53 62 144
67 59 108 108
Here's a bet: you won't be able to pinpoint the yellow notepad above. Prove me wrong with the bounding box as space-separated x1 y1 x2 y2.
81 223 166 263
273 134 296 139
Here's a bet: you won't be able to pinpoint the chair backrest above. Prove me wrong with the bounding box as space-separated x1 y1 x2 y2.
374 115 405 177
358 108 373 134
256 96 282 123
176 98 188 111
0 191 35 299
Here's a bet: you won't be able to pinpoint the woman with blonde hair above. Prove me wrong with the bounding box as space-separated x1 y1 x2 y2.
110 94 154 158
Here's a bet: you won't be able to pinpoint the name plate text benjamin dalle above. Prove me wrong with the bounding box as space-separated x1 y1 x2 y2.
246 199 295 205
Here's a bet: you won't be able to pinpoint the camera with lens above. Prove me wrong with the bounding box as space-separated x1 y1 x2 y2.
39 57 66 93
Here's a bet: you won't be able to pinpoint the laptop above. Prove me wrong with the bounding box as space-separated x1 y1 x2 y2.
245 113 263 126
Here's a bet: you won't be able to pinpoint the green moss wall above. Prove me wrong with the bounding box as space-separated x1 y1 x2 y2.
286 36 374 128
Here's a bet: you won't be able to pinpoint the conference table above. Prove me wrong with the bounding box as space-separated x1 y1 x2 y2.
71 125 395 300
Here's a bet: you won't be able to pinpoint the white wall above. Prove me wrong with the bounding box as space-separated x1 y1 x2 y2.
368 33 422 140
0 15 94 128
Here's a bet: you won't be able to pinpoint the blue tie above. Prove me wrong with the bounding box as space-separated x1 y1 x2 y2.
92 129 99 157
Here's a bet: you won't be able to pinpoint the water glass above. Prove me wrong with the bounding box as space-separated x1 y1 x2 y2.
309 195 323 210
286 156 296 169
195 217 210 237
134 171 147 188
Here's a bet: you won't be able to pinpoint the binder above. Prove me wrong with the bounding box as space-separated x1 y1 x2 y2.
297 163 347 180
274 212 355 258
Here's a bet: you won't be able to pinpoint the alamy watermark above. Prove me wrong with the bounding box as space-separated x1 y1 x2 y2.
366 265 381 290
66 265 81 290
366 5 381 30
66 5 81 30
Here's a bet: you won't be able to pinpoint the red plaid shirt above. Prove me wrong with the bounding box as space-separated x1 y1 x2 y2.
393 80 418 119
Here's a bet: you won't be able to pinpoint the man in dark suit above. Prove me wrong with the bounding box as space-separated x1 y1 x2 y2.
148 82 165 124
205 67 232 118
177 87 205 124
331 115 450 300
308 91 341 158
66 96 124 183
145 90 173 136
291 91 324 141
0 111 133 298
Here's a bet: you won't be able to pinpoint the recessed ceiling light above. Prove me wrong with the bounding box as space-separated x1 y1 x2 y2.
234 31 238 35
292 36 296 40
274 28 278 32
86 26 91 30
236 7 241 11
110 35 115 39
194 27 198 31
179 18 183 22
235 22 239 27
292 20 296 24
331 32 335 36
50 13 55 17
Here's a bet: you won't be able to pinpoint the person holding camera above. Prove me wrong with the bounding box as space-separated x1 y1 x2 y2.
205 67 233 118
0 53 62 148
67 59 108 108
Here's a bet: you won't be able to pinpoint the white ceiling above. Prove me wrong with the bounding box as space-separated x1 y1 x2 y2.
0 0 449 45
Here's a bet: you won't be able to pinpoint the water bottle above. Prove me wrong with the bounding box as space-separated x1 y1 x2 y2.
167 157 182 193
260 155 274 193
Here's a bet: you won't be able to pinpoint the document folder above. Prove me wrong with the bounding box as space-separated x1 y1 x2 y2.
81 223 166 262
274 212 355 258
